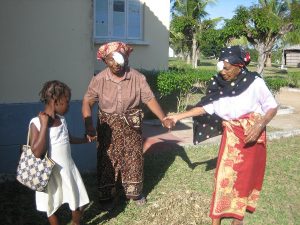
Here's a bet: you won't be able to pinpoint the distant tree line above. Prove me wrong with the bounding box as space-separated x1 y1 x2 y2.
170 0 300 74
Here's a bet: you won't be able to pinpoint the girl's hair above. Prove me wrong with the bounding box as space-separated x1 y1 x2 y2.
39 80 71 104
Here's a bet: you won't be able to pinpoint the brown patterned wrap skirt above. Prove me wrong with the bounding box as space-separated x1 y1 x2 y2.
96 109 144 200
210 112 267 220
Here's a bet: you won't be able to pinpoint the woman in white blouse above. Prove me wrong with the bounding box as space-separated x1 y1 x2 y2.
165 46 278 225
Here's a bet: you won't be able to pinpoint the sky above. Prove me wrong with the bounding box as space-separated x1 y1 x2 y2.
206 0 258 21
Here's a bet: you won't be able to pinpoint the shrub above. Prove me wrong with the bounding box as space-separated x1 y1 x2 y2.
265 77 290 94
157 69 214 112
265 71 300 94
287 71 300 88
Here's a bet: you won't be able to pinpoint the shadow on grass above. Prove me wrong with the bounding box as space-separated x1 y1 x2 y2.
80 173 129 225
144 143 182 196
143 141 215 196
0 143 217 224
0 175 129 225
194 157 218 171
0 181 49 225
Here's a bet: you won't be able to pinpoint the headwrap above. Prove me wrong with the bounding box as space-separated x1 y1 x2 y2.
97 41 133 61
219 45 251 66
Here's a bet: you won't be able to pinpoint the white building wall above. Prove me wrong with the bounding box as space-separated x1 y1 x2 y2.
0 0 94 103
1 0 170 104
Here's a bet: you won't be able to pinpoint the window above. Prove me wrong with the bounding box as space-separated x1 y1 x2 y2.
94 0 143 42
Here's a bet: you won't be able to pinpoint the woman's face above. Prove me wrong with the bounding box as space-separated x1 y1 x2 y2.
219 61 241 81
105 52 127 76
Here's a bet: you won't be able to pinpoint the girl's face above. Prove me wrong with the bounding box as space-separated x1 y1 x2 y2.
219 61 241 81
55 96 70 115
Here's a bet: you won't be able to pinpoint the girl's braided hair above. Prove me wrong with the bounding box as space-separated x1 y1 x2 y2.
39 80 71 104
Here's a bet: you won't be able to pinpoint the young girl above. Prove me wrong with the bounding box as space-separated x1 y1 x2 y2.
29 80 90 225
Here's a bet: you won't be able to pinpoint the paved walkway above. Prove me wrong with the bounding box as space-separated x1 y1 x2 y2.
142 88 300 152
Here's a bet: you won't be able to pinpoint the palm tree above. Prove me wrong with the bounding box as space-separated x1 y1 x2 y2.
171 0 216 68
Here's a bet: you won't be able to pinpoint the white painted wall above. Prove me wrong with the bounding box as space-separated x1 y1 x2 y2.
0 0 170 104
0 0 94 103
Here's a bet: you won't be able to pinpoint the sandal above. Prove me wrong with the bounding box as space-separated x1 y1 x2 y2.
231 219 244 225
133 195 147 206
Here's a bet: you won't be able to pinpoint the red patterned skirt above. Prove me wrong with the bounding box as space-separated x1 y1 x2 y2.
210 113 267 220
96 110 143 200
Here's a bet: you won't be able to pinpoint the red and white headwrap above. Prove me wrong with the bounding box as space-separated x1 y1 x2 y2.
97 41 133 61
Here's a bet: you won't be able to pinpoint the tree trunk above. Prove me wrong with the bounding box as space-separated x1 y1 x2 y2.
248 29 278 74
196 47 200 66
180 49 184 60
281 49 285 67
266 52 272 67
186 54 191 64
192 33 197 68
256 51 267 74
256 42 274 75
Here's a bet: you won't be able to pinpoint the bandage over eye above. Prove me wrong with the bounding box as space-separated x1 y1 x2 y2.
112 52 125 66
216 61 224 72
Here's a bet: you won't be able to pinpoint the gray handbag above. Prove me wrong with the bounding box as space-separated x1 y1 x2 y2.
16 127 55 192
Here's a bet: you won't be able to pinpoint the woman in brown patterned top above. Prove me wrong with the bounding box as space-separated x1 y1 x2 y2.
82 41 172 210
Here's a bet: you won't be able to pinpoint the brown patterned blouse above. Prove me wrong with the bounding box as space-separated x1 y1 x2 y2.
84 67 155 114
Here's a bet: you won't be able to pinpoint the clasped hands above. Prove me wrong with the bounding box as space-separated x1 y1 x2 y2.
161 115 178 130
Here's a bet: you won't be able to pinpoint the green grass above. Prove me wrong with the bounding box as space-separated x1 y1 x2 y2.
1 136 300 225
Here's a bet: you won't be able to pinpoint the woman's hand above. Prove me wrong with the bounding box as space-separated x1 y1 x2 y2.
86 134 98 143
244 122 265 144
84 116 97 142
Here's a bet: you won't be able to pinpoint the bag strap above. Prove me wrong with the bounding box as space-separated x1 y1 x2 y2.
27 122 50 158
26 125 31 146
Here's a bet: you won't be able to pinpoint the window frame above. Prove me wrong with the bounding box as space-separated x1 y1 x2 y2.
94 0 147 44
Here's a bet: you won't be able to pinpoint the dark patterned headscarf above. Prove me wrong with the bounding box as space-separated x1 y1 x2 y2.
219 45 251 66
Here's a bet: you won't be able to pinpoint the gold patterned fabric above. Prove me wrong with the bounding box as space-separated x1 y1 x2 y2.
97 41 133 61
96 109 143 200
210 113 266 220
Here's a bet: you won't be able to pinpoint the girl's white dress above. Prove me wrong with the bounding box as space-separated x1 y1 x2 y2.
30 115 90 216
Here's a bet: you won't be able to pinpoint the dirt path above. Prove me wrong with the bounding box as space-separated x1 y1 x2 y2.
269 88 300 130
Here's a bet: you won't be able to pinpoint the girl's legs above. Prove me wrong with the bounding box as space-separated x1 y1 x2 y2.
48 214 59 225
71 207 84 225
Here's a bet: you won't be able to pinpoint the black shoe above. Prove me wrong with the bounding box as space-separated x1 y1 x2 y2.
99 199 115 211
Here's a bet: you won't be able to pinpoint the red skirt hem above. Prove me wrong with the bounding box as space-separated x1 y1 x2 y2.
210 212 244 220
